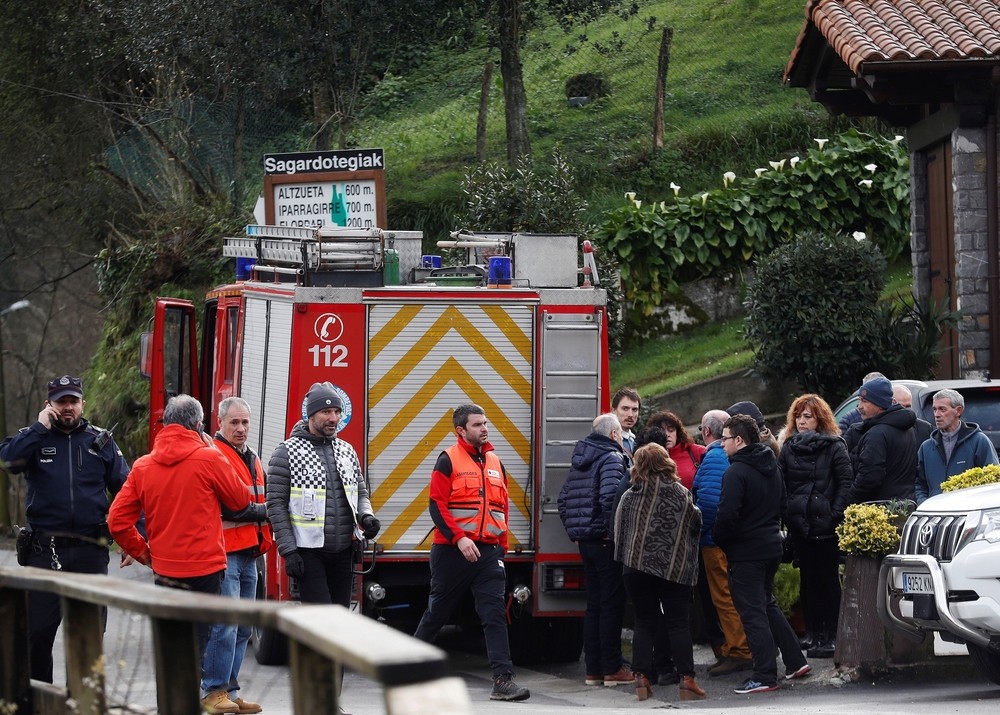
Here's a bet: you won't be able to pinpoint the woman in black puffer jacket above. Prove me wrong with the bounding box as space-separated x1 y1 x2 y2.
777 394 852 659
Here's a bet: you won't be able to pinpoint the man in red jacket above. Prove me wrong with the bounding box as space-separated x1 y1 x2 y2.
200 397 274 715
108 394 251 665
413 404 529 702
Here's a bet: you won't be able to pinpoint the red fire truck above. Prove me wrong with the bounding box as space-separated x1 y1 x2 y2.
141 224 611 664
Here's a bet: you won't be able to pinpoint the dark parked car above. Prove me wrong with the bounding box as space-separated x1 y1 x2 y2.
910 379 1000 450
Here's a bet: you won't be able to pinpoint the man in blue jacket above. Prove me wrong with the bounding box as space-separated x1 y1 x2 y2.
0 375 129 682
915 389 998 504
558 413 633 688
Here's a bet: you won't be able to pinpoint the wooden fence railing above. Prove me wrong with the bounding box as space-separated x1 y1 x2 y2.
0 565 472 715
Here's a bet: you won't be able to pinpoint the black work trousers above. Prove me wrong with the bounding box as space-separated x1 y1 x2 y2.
25 539 110 683
414 542 513 679
728 556 806 686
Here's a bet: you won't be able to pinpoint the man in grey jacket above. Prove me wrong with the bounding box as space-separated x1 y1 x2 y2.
915 389 998 504
266 382 380 608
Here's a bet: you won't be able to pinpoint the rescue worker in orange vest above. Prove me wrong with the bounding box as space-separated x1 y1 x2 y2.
413 404 530 702
201 397 274 715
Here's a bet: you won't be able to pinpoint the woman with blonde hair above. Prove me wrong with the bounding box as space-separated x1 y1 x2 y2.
614 443 705 701
777 394 852 659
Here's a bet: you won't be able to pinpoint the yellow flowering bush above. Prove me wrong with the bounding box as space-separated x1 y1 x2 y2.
941 464 1000 492
836 503 901 557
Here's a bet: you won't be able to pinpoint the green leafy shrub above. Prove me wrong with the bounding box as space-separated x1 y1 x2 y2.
836 503 902 558
594 130 909 318
774 563 800 618
942 464 1000 492
458 148 624 350
458 148 588 234
744 230 886 400
873 295 961 379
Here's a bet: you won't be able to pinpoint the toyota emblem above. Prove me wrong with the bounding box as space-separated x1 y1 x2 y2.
918 523 934 548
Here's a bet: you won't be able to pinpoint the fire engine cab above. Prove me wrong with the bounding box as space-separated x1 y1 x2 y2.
141 224 611 665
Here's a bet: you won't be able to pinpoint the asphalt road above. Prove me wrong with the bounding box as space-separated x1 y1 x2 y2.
4 544 1000 714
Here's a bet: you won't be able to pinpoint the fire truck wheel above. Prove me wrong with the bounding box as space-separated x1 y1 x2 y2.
253 624 289 666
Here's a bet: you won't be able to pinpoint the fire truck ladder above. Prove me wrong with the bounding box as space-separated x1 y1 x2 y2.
539 310 603 514
222 225 386 284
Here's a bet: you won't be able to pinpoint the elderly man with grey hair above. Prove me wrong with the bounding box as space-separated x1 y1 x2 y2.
108 394 251 674
915 389 998 504
558 412 634 687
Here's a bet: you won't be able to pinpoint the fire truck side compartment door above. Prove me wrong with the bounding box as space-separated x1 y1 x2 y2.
240 295 293 462
145 298 200 449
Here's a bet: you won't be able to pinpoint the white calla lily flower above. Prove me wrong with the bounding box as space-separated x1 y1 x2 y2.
859 179 873 188
670 182 681 196
723 171 736 187
853 231 866 242
755 168 766 177
815 138 828 149
864 163 877 173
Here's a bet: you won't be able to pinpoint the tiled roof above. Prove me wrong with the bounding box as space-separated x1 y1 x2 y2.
786 0 1000 81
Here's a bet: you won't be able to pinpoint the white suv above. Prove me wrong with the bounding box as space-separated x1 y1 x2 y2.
878 482 1000 684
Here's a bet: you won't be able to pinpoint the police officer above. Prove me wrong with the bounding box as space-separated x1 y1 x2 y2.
0 375 129 682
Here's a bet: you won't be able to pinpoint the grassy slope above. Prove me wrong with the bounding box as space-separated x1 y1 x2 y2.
353 0 838 228
348 0 902 393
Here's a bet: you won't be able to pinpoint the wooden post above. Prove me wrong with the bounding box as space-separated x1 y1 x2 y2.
62 597 107 714
652 27 673 150
477 62 494 162
290 638 339 715
150 617 201 715
0 586 31 712
835 555 888 671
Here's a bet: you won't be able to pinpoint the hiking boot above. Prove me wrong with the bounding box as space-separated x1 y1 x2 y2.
584 674 604 686
491 673 530 701
233 696 263 714
201 691 240 714
708 656 753 676
734 678 778 694
603 665 635 686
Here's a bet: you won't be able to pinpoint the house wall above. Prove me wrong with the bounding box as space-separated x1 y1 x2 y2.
910 110 1000 379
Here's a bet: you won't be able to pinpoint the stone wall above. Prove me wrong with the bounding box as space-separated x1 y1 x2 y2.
952 125 994 377
910 106 1000 379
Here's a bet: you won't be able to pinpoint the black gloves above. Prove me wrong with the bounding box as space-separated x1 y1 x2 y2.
284 551 305 580
251 502 268 522
361 513 381 540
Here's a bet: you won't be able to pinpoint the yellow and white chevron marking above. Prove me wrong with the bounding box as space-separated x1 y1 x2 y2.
367 303 535 551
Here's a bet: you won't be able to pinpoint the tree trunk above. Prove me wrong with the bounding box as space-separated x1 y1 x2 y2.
477 61 494 162
835 554 888 671
230 88 246 210
652 27 673 150
498 0 531 163
312 81 334 151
